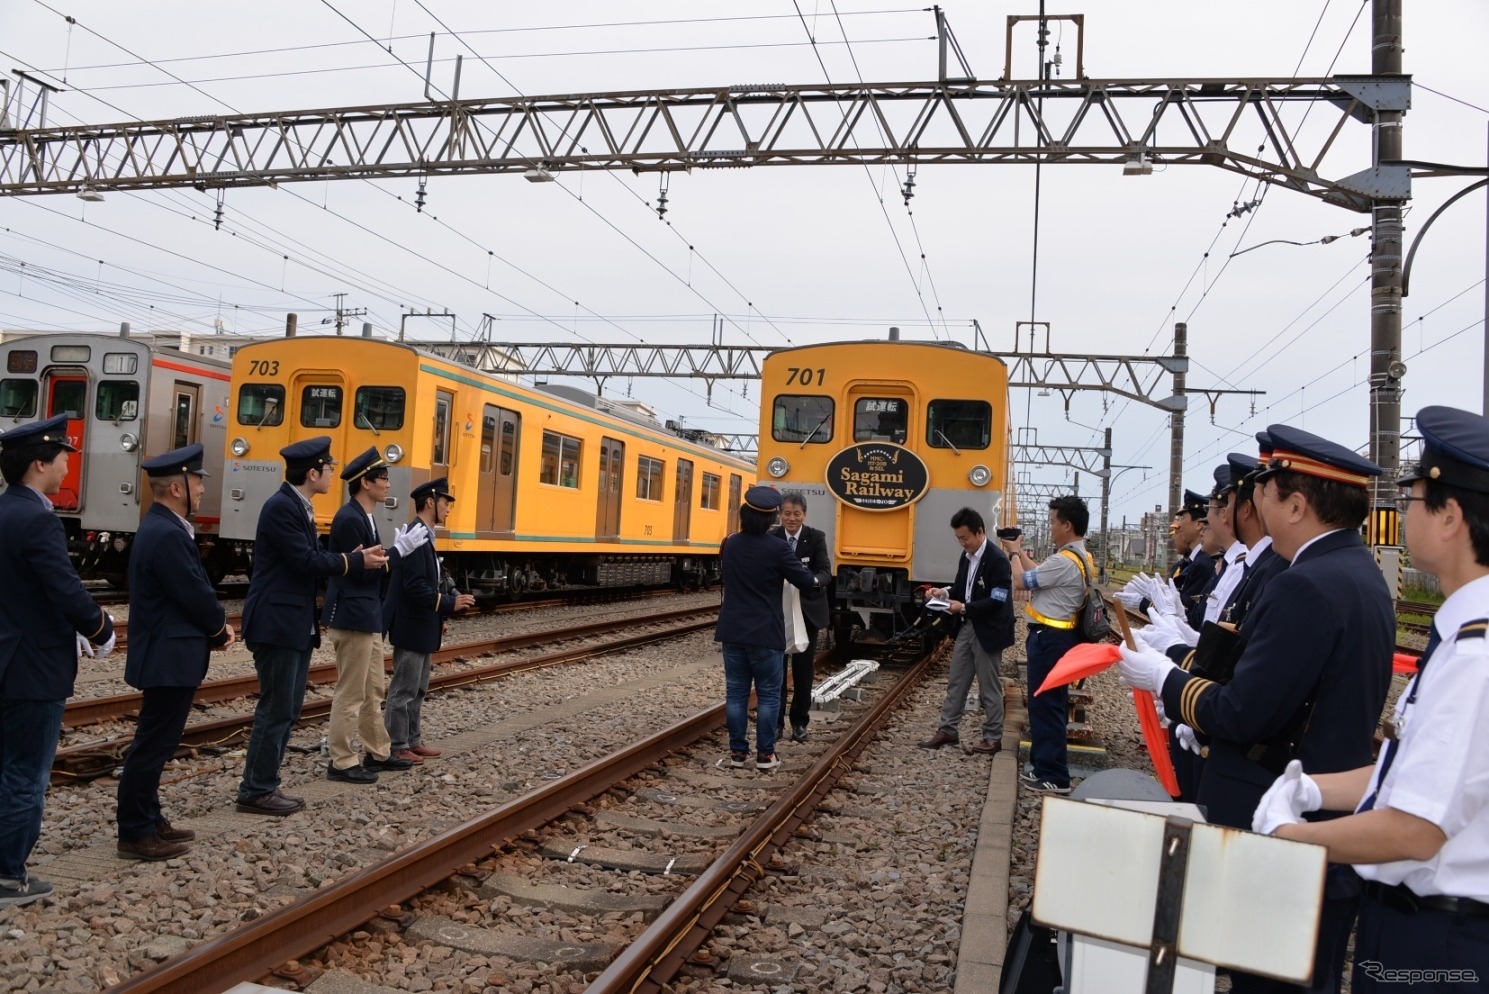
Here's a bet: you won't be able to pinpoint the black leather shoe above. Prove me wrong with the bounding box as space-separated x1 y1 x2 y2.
791 724 810 743
363 753 414 772
274 788 305 806
155 818 196 843
236 792 304 816
118 834 190 861
327 763 378 784
917 730 959 750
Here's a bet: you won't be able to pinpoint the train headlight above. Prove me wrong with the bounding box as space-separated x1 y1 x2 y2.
119 432 139 452
384 443 404 464
766 456 789 478
231 437 250 457
968 465 991 487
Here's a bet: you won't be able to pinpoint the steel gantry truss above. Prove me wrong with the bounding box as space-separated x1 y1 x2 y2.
0 76 1408 210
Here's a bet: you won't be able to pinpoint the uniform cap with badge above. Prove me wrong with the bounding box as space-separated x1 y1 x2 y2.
340 446 387 483
1210 463 1234 500
744 484 783 512
411 477 455 503
1256 423 1383 488
141 442 211 477
280 436 336 473
1399 405 1489 493
0 413 78 452
1181 489 1210 520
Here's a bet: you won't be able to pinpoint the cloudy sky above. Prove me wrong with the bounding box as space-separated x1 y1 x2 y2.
2 1 1486 528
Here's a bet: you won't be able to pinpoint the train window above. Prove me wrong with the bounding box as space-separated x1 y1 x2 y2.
96 381 140 422
700 473 721 510
637 456 665 500
102 353 138 375
854 397 907 443
772 395 834 444
500 421 516 475
540 431 581 488
6 351 37 374
50 345 91 363
50 380 86 419
0 379 38 418
480 414 496 473
237 384 284 426
433 394 451 465
926 400 991 450
354 386 405 431
300 385 342 428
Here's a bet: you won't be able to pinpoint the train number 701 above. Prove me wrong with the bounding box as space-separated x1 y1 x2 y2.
785 367 826 386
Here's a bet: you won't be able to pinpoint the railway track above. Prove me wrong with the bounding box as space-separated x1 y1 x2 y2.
102 632 936 994
52 606 721 783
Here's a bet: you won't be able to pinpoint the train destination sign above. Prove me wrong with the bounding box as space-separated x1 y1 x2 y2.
825 442 929 511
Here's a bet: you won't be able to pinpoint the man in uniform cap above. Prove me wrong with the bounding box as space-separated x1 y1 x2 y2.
115 443 234 861
1254 405 1489 992
321 448 430 784
1174 489 1215 620
236 437 389 817
383 478 473 764
1219 443 1288 627
715 484 819 771
1120 423 1394 993
0 415 115 906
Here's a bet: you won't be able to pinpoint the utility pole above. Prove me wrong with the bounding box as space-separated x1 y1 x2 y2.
1099 427 1112 583
1369 0 1405 542
331 293 367 336
1168 322 1187 524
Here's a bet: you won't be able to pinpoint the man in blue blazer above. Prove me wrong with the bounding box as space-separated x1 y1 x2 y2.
918 507 1014 755
1121 423 1394 994
0 415 114 907
322 447 428 784
115 443 233 862
769 491 833 742
236 437 388 817
383 478 473 764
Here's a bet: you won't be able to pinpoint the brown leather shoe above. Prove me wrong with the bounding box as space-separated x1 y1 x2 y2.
392 749 426 765
917 730 959 750
117 834 190 861
155 819 196 843
236 792 304 817
409 744 442 758
970 738 1003 755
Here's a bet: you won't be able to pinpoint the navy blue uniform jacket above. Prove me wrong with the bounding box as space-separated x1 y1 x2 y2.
383 521 458 653
769 524 833 630
125 503 230 688
1220 543 1287 627
1178 549 1215 628
242 481 368 651
715 532 817 648
1162 529 1393 828
322 500 387 633
949 541 1016 654
0 485 112 699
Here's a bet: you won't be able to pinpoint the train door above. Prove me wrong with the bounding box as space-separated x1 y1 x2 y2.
290 369 347 525
172 383 201 448
595 437 624 541
478 405 519 535
673 458 693 542
45 375 87 510
727 474 741 533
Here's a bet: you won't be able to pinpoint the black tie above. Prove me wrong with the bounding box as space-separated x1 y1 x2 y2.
1358 622 1443 812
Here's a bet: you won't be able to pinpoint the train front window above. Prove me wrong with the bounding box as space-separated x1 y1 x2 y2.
301 385 342 428
927 399 991 450
96 381 140 422
853 397 907 443
237 384 284 426
354 386 404 431
772 395 834 444
0 379 37 418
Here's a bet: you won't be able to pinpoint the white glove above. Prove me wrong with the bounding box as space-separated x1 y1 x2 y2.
1251 759 1324 835
94 626 117 660
1114 587 1144 611
1155 579 1186 620
1127 572 1159 604
77 633 95 659
1117 642 1178 693
393 521 431 558
1176 724 1203 756
1142 611 1195 654
1153 693 1169 726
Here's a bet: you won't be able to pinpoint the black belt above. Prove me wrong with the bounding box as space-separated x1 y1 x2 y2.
1361 879 1489 918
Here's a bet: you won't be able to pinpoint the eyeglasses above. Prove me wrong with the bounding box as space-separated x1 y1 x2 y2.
1397 492 1427 507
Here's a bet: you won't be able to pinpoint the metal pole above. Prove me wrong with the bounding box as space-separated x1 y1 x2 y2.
1169 322 1187 523
1369 0 1405 541
1099 427 1113 583
1484 120 1488 417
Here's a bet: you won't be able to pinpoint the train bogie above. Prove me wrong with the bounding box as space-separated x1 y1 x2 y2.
223 335 753 595
758 340 1012 640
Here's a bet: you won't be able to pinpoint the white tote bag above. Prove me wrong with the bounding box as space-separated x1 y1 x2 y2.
782 581 809 654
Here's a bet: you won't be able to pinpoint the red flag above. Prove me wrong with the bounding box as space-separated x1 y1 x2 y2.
1393 652 1419 674
1133 689 1181 796
1035 642 1121 696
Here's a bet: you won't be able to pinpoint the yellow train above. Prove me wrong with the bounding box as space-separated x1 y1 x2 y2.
757 339 1012 640
220 333 754 594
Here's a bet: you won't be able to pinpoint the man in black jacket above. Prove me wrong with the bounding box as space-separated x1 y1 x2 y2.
918 507 1014 755
770 491 833 742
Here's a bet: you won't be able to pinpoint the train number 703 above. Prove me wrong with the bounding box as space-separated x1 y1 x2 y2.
785 367 826 386
248 359 280 376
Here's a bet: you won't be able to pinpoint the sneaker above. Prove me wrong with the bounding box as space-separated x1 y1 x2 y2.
0 876 53 907
1024 779 1072 795
717 751 749 770
756 752 781 771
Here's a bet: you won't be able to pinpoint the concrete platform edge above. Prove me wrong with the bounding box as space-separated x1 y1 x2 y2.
954 707 1024 993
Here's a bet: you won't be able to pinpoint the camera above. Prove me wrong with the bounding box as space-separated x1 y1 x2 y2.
996 527 1022 541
